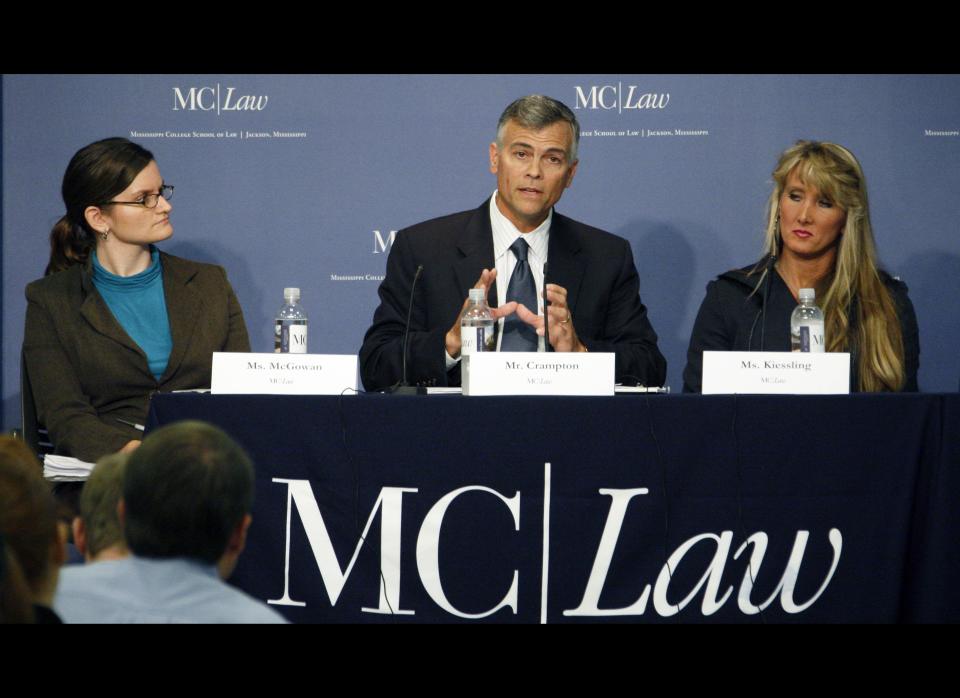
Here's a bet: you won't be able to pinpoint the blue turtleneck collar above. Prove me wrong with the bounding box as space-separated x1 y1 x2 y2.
92 246 162 290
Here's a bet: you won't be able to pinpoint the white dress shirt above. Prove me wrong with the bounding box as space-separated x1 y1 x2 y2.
446 193 550 367
489 191 549 352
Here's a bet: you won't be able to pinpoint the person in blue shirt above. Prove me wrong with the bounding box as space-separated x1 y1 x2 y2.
54 420 287 623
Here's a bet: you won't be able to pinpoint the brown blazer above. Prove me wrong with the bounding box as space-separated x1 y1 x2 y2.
23 252 250 462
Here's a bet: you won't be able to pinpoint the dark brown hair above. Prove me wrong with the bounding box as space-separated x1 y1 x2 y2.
124 421 254 564
46 137 154 275
0 437 58 597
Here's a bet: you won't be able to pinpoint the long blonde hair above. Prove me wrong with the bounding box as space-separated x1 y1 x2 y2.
760 141 906 391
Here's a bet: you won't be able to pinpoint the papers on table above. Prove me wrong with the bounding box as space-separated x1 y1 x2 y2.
43 455 94 482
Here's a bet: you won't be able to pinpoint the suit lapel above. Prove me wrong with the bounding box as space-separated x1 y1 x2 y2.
79 264 147 360
546 213 585 316
452 202 586 314
453 200 498 307
158 253 202 382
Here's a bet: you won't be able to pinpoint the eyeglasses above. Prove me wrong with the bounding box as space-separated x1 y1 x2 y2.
103 184 174 209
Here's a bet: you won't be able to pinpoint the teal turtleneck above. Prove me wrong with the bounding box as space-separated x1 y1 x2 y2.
91 247 172 381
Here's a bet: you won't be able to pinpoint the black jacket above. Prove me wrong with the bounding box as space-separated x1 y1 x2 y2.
682 258 920 393
359 199 667 390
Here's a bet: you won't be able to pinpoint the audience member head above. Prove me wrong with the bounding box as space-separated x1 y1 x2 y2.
1 534 35 623
0 436 67 612
121 421 254 579
73 452 130 563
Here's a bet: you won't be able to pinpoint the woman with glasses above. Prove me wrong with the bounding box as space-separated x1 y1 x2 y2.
23 137 250 462
682 140 919 393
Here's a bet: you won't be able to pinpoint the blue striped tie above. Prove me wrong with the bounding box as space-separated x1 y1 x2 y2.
500 237 539 352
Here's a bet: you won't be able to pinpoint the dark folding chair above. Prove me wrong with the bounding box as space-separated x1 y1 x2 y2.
21 349 85 525
20 349 54 459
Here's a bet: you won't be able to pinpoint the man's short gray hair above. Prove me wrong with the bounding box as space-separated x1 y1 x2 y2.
496 95 580 163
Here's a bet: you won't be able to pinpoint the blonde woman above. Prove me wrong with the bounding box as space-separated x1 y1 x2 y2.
683 140 919 393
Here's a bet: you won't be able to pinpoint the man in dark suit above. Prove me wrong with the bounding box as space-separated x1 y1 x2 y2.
360 94 666 391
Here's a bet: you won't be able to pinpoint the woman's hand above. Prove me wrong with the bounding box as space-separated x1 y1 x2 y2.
118 440 141 454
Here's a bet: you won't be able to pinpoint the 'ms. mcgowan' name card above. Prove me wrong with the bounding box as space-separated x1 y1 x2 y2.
211 352 358 395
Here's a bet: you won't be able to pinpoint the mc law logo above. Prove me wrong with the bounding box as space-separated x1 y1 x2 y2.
172 84 269 114
372 229 397 254
267 465 843 621
574 84 670 113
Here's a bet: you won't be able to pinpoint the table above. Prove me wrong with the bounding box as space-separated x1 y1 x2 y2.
146 392 960 623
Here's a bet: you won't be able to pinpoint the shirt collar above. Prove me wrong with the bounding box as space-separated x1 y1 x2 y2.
489 191 551 262
92 245 162 290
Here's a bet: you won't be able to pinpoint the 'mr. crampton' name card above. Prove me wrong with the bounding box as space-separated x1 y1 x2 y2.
462 352 615 396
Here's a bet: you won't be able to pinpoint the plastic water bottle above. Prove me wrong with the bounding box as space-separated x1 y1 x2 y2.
460 288 494 356
791 288 825 353
275 288 308 353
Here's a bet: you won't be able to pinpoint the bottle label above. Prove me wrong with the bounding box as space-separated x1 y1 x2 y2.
461 326 488 355
799 322 825 353
287 325 308 354
276 321 308 353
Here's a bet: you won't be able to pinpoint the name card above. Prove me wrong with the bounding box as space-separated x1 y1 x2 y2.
211 352 358 395
702 351 850 395
462 352 615 396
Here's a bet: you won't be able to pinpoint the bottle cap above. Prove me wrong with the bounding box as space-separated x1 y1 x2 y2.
468 288 485 303
798 288 815 302
284 287 301 302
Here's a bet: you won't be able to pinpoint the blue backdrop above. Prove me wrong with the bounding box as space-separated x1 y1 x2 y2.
3 74 959 428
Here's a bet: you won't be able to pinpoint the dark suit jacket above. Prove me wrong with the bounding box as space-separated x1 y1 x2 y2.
23 252 250 462
359 199 666 391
